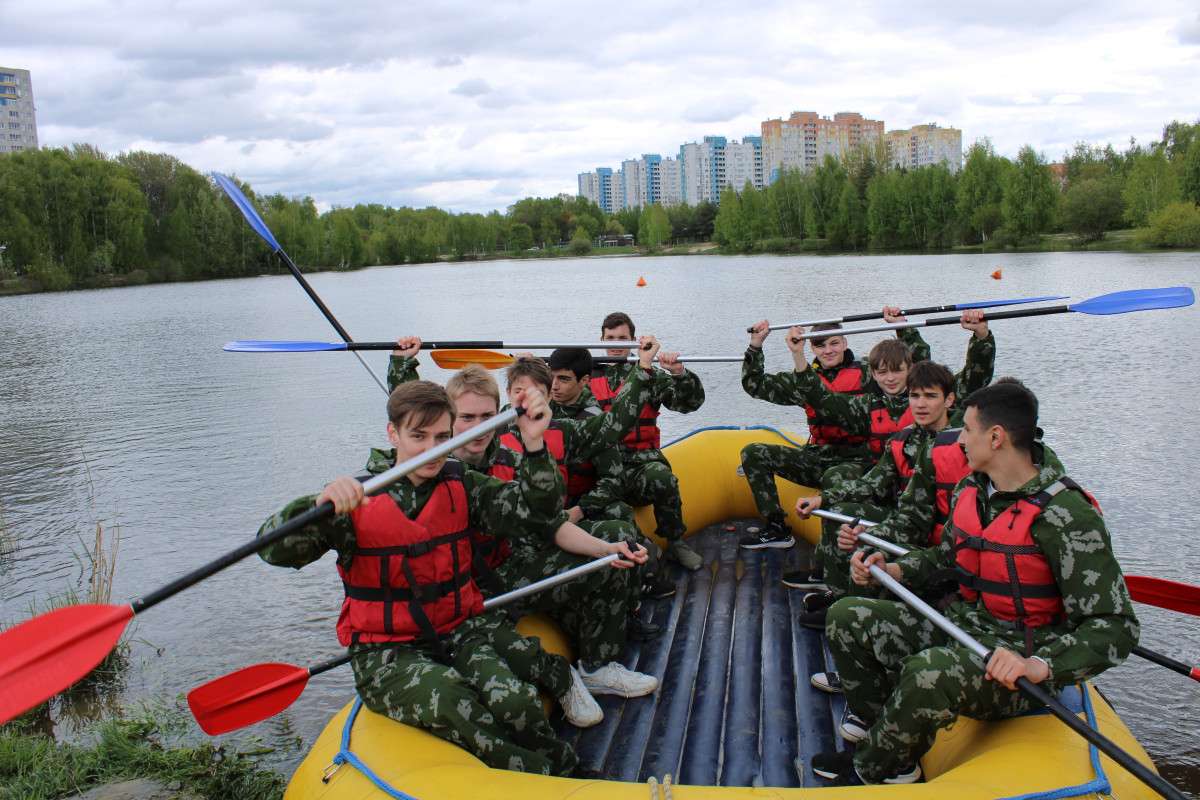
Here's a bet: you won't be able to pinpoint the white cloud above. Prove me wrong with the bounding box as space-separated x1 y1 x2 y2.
6 0 1199 212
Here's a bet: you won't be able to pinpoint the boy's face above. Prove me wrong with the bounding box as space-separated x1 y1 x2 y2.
551 369 586 405
810 335 848 369
958 406 996 472
908 385 954 428
871 361 909 396
507 375 551 413
602 322 634 358
387 411 453 484
452 391 499 459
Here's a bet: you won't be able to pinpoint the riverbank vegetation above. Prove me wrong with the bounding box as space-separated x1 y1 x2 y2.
0 119 1196 295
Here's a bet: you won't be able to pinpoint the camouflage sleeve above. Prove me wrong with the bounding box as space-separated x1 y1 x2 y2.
1031 495 1139 682
895 486 968 585
824 440 900 507
576 367 653 448
386 355 422 393
869 439 937 547
898 327 931 364
576 446 627 517
793 369 872 438
257 494 356 571
650 364 705 413
741 347 806 405
464 446 566 538
953 332 995 403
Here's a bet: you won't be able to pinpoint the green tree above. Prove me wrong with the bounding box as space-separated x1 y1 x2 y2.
1181 141 1200 205
1002 145 1058 242
1123 150 1180 227
638 203 672 252
1059 178 1123 243
1136 200 1200 247
957 139 1010 244
507 222 534 251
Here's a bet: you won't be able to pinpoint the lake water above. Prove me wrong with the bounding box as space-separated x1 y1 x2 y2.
1 251 1198 791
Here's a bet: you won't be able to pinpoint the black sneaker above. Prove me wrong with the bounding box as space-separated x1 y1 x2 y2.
781 568 826 589
739 520 794 549
797 606 829 630
811 750 855 780
803 590 838 613
810 671 843 693
625 612 663 642
642 578 677 600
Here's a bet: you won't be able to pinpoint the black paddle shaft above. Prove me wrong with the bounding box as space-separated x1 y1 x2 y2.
273 249 356 344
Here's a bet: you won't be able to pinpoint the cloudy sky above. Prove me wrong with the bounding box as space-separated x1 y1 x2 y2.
5 1 1198 213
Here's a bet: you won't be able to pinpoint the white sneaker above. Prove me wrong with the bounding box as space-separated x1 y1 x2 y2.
560 666 603 727
883 763 922 784
839 707 869 742
810 671 843 694
578 661 659 698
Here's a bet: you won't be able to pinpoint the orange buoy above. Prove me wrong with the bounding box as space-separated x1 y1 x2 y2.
636 276 647 287
990 269 1002 280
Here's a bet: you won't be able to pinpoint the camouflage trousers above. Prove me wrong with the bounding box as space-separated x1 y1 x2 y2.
579 516 660 593
739 442 871 523
622 453 686 542
492 536 640 669
350 611 578 776
827 597 1058 783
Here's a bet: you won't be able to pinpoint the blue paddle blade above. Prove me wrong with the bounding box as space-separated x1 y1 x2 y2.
1072 287 1195 315
223 341 349 353
959 295 1067 308
212 173 282 252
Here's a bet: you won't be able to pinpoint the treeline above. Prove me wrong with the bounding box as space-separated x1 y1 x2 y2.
1 120 1197 293
709 118 1200 252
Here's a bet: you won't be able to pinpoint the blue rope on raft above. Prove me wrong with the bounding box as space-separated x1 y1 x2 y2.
994 682 1110 800
326 697 422 800
664 424 808 449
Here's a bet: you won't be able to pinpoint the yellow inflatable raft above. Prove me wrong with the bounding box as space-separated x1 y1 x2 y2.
284 427 1162 800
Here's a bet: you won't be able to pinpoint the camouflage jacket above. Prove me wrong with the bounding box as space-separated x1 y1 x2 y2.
594 361 704 463
741 328 931 407
822 420 940 511
791 331 996 440
548 388 627 517
895 454 1139 683
256 446 565 571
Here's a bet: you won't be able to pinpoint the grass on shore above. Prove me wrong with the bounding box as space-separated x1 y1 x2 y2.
0 697 289 800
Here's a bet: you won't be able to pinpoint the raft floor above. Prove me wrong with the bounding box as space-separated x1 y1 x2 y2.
552 520 847 788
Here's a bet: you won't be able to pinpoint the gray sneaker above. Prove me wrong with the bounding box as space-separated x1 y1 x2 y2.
578 661 659 698
667 539 703 571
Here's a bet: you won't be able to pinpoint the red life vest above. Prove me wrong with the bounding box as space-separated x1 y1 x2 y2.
868 396 914 456
590 367 660 451
498 424 573 494
559 405 601 502
337 463 482 648
476 448 522 569
928 428 970 545
887 425 919 501
807 358 868 446
944 477 1098 631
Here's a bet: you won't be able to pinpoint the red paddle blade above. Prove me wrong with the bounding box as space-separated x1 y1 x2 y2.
1126 575 1200 616
0 603 134 724
187 662 311 735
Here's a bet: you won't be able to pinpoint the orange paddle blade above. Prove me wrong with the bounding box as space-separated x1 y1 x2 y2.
0 603 134 724
429 349 515 370
188 662 312 735
1126 575 1200 616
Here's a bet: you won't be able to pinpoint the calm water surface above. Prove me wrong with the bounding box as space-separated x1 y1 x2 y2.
1 251 1198 789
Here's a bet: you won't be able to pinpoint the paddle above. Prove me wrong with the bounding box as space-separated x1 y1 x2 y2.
224 340 647 353
0 409 524 725
866 563 1186 800
790 287 1195 341
750 294 1068 332
810 509 1200 684
188 552 621 735
427 349 743 370
212 172 387 394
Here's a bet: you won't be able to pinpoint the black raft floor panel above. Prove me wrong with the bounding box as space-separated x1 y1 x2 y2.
552 520 850 788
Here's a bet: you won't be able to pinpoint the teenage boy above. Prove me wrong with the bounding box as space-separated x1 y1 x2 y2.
739 308 931 553
592 311 705 571
809 381 1139 786
388 339 663 701
256 381 579 776
785 311 994 590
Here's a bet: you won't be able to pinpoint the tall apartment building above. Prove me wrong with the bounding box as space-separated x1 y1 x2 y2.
0 67 39 154
883 124 963 173
761 111 883 183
